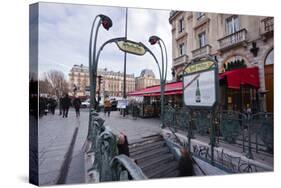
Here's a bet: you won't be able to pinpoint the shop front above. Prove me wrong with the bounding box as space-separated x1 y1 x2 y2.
128 66 261 118
128 81 183 117
219 66 260 113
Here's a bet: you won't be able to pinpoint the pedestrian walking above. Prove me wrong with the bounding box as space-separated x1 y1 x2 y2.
104 98 112 117
61 93 71 118
73 96 81 118
48 97 57 115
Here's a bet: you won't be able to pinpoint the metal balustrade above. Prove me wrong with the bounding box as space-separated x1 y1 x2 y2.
163 106 273 173
86 111 146 182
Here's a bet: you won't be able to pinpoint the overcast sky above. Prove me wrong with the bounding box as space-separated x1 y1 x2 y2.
36 2 172 80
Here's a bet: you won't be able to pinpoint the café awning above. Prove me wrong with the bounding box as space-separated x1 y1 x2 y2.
219 67 260 89
128 67 260 97
128 81 183 97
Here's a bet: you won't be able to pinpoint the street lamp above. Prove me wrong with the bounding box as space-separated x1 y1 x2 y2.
148 36 168 128
89 14 112 112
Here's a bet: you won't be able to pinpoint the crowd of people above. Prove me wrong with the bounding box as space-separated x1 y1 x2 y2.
39 93 81 118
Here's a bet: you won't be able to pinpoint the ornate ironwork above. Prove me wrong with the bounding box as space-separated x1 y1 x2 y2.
219 111 246 144
95 128 118 182
111 154 147 181
86 112 147 182
87 112 105 153
251 112 273 153
174 106 190 131
163 104 176 131
193 110 211 136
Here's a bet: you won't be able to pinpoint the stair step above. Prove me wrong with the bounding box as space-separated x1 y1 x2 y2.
129 135 162 147
139 153 175 171
145 160 179 178
132 147 169 163
162 169 180 178
130 140 165 155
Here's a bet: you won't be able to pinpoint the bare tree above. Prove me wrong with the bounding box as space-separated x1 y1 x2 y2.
39 78 52 95
41 70 69 98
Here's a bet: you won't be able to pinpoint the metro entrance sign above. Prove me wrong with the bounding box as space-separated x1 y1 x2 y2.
116 40 146 56
183 57 219 108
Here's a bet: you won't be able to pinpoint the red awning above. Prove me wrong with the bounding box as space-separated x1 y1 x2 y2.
219 67 260 89
128 81 183 96
128 67 260 97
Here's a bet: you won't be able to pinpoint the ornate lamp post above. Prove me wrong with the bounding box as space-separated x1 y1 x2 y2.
88 14 112 112
148 36 168 128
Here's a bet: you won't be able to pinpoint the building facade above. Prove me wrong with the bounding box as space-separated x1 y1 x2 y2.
135 69 160 91
68 64 89 97
169 11 273 112
97 68 135 98
68 65 135 98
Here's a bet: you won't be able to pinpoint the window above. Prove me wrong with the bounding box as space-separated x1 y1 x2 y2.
226 16 240 35
179 43 186 56
265 49 274 65
198 31 207 48
197 12 205 20
178 17 185 33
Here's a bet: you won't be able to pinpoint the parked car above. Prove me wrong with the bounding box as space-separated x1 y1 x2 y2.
81 99 90 108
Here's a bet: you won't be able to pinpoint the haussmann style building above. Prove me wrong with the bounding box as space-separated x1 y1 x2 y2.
68 64 135 99
135 69 160 91
168 11 273 112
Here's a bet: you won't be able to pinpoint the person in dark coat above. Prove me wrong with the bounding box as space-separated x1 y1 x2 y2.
48 98 57 115
178 147 194 177
61 94 71 118
39 96 47 117
73 96 81 117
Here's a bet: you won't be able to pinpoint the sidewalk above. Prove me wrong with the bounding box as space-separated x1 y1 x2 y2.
38 109 88 185
101 111 161 142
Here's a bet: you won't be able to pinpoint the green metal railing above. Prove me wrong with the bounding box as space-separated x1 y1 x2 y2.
163 106 273 173
86 111 147 182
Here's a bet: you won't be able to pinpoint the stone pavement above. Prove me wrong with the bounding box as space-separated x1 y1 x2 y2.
38 109 88 185
102 111 161 142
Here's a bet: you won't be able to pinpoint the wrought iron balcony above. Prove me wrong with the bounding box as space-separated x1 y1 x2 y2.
191 44 212 59
260 17 273 38
218 29 247 51
173 54 188 67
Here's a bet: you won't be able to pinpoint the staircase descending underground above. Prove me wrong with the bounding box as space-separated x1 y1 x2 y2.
129 134 179 179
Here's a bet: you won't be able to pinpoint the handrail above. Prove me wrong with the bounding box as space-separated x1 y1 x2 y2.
86 112 147 182
111 154 147 180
